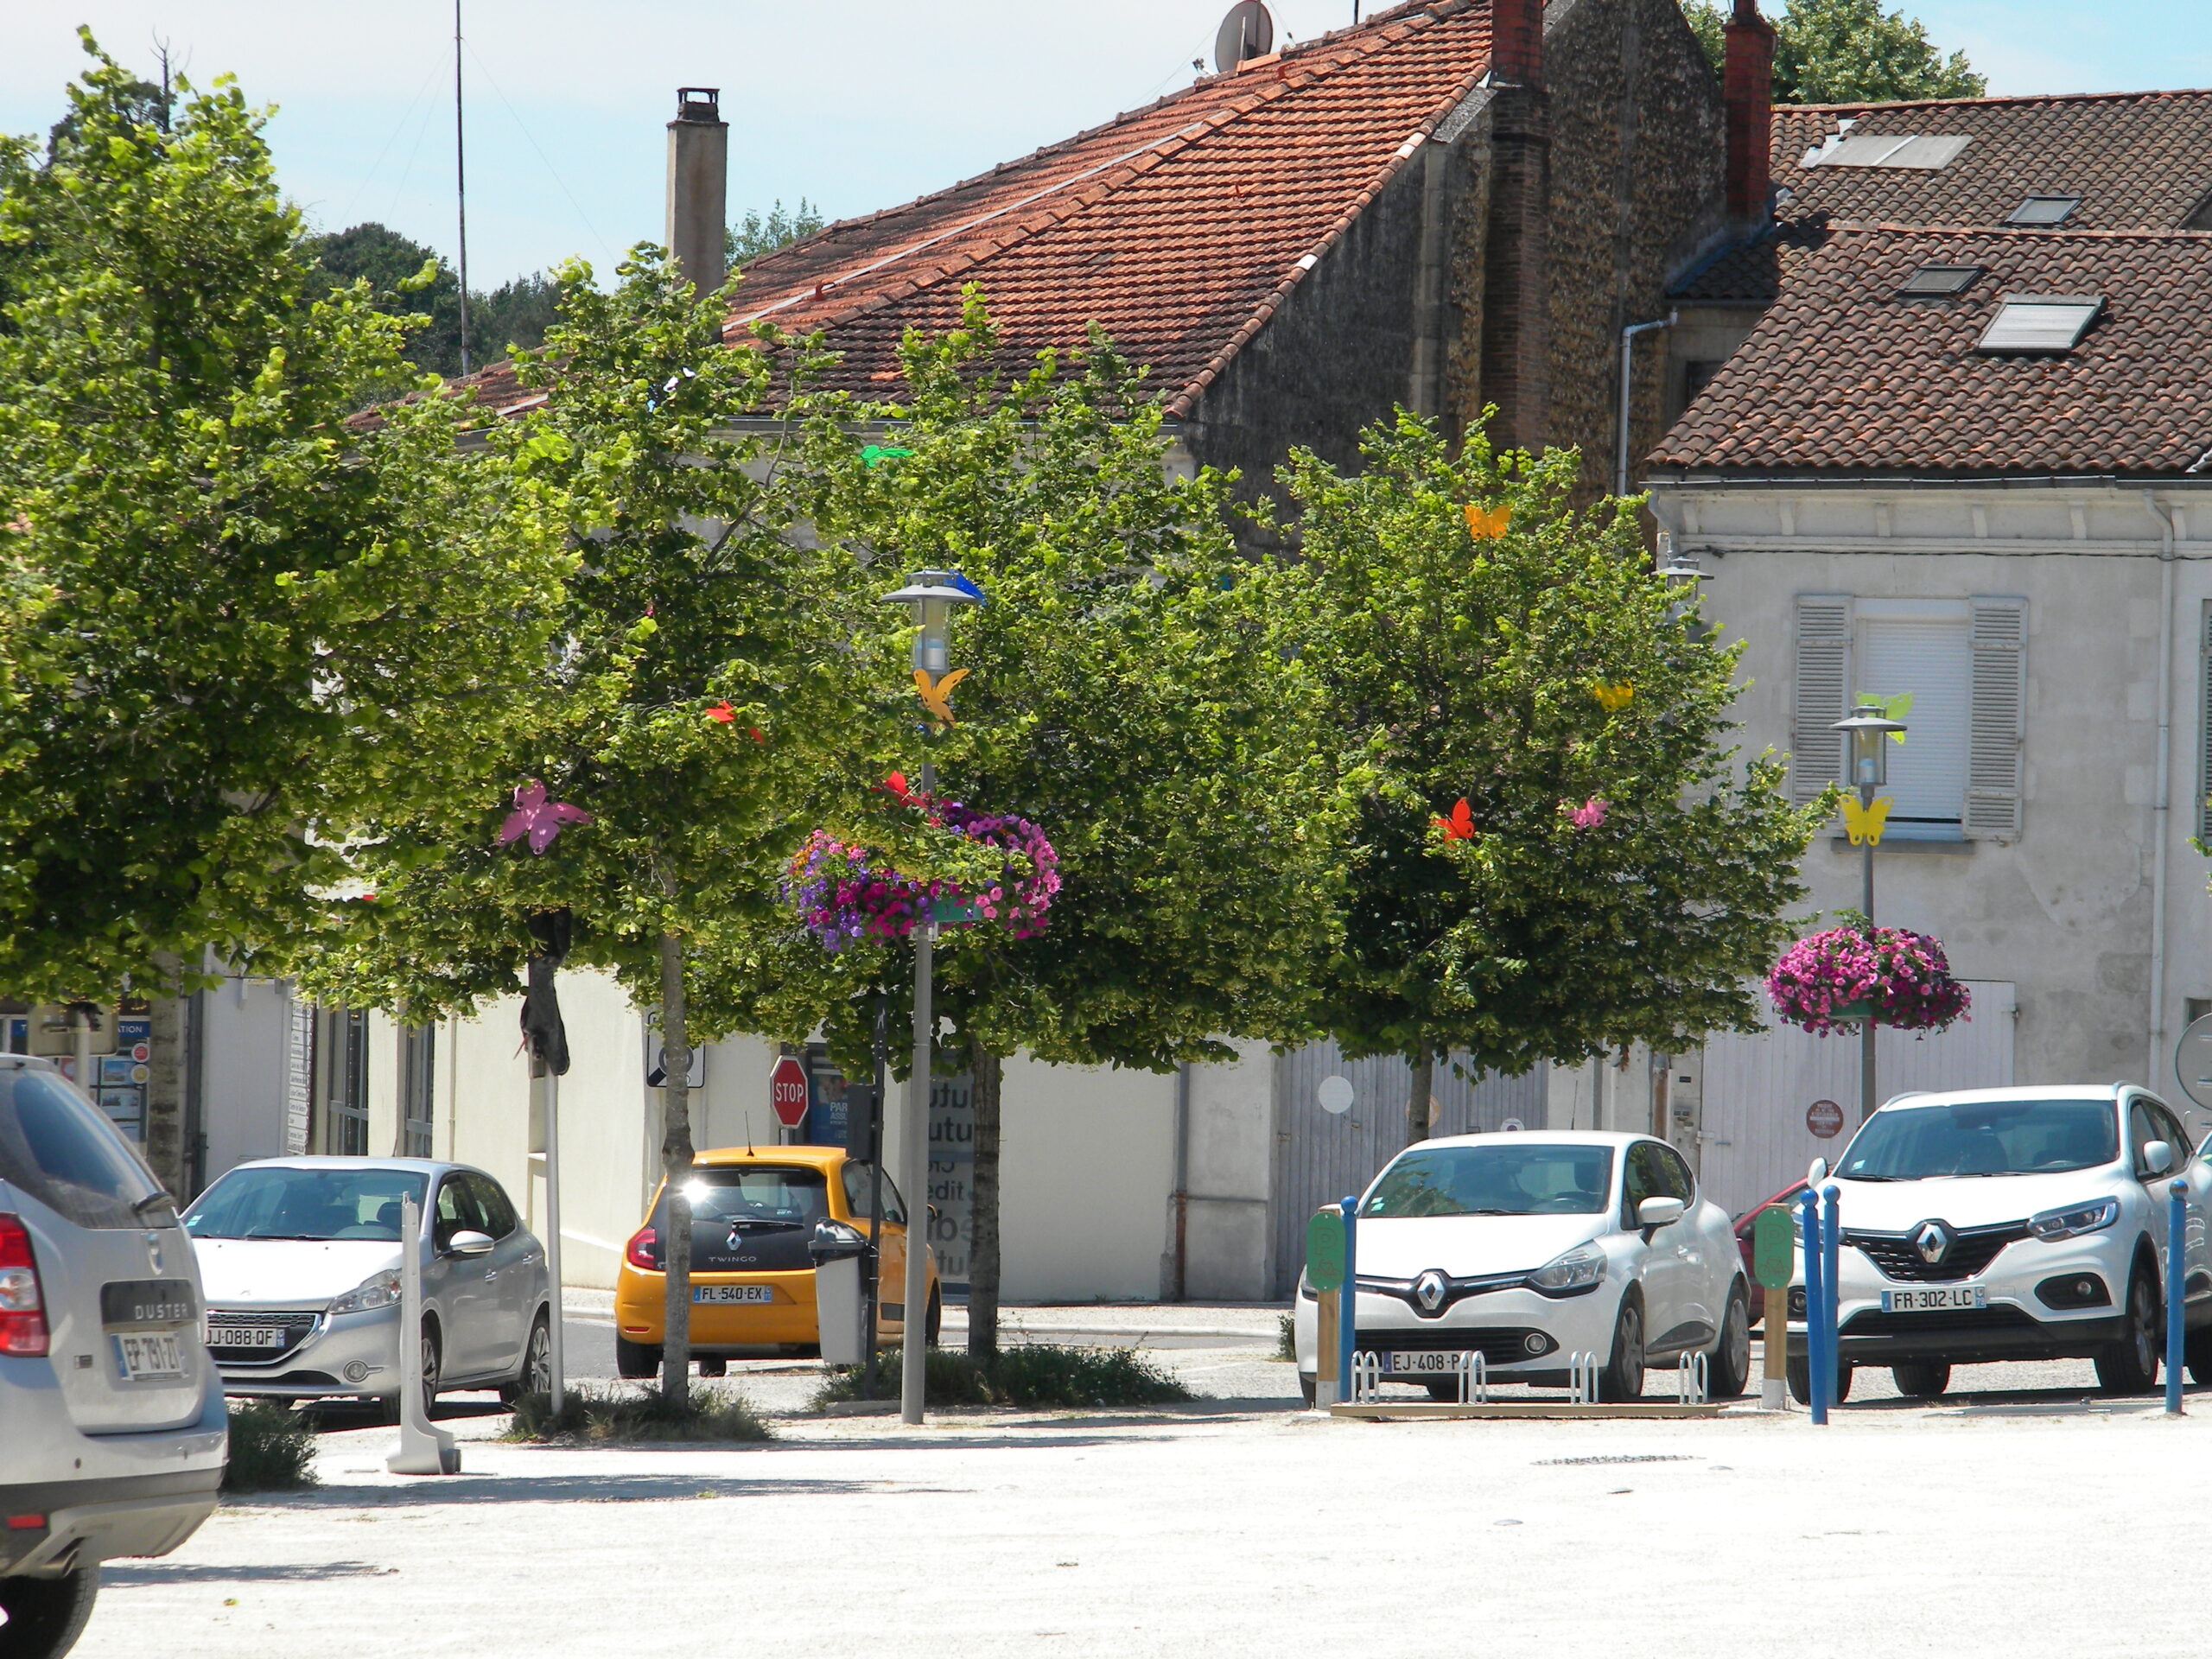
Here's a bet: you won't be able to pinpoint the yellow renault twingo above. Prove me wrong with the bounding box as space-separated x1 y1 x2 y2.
613 1146 938 1376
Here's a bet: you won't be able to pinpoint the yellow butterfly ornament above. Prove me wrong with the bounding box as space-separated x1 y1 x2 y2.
1463 501 1512 540
1840 796 1891 847
913 668 970 726
1592 682 1634 712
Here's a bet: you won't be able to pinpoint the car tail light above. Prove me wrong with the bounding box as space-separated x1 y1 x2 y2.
0 1213 50 1358
625 1226 662 1271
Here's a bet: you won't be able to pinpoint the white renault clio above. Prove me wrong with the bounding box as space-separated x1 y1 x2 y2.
1293 1133 1751 1402
1788 1084 2212 1401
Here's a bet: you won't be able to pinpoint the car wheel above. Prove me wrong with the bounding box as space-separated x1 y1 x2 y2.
1785 1356 1854 1405
500 1312 553 1405
615 1336 661 1380
1707 1284 1752 1400
0 1566 100 1659
1598 1292 1645 1402
1298 1371 1318 1408
2095 1262 2162 1395
417 1321 442 1420
925 1285 943 1346
1891 1361 1951 1399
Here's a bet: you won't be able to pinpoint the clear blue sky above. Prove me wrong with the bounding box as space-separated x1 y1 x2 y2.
1 1 2202 289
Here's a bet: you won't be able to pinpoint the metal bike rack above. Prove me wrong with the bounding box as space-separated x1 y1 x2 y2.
1454 1351 1489 1404
1567 1351 1601 1404
1675 1350 1709 1406
1351 1350 1383 1404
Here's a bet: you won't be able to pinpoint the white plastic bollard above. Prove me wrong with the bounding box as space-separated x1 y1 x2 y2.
386 1192 460 1476
815 1254 864 1368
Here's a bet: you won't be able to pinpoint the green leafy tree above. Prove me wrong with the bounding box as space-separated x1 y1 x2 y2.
1685 0 1985 104
302 221 559 383
725 199 824 267
0 40 567 1006
1278 413 1827 1147
289 248 859 1403
738 292 1347 1359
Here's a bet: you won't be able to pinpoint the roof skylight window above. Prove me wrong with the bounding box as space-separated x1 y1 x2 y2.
2005 194 2081 226
1975 295 2103 354
1897 264 1983 298
1801 132 1972 170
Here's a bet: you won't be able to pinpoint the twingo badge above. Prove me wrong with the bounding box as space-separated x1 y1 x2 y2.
1841 795 1891 847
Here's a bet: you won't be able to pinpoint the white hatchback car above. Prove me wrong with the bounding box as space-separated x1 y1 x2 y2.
183 1158 551 1419
1788 1084 2212 1401
1294 1132 1751 1402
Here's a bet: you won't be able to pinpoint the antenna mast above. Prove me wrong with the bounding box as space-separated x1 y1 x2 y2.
454 0 472 376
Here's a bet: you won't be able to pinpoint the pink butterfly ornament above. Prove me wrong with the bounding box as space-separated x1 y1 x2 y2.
498 780 594 855
1569 797 1609 830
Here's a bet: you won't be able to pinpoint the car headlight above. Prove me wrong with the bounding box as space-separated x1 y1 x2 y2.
2028 1198 2120 1242
329 1268 402 1316
1529 1242 1607 1295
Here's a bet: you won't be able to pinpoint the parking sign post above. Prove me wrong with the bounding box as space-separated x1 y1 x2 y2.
1306 1209 1344 1407
2167 1178 2188 1416
1751 1205 1794 1411
1797 1187 1827 1425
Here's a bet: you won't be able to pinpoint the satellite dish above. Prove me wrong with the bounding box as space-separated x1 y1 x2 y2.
1213 1 1275 73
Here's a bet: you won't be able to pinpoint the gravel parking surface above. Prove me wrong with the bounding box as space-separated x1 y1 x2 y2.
78 1307 2207 1658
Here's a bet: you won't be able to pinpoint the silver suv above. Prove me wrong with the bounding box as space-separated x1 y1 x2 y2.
0 1056 226 1657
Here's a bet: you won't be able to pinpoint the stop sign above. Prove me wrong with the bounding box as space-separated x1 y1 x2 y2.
769 1055 810 1129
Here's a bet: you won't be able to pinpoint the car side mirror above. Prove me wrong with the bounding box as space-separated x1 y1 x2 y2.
1807 1157 1828 1185
2142 1141 2175 1178
446 1230 495 1257
1637 1197 1686 1230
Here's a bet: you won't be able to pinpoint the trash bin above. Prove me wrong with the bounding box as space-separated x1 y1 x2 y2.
809 1219 868 1367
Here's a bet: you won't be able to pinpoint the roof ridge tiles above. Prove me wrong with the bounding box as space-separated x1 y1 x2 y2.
1826 220 2212 245
1787 86 2212 115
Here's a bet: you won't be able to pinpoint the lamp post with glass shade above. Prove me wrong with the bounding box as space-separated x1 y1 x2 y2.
881 569 977 1426
1832 702 1908 1123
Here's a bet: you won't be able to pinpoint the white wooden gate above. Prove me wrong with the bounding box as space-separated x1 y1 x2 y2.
1697 982 2017 1217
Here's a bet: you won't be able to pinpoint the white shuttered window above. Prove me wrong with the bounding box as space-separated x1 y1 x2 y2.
1859 601 1970 838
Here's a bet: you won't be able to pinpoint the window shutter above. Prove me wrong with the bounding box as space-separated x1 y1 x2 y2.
1790 595 1853 802
2199 603 2212 845
1966 596 2027 839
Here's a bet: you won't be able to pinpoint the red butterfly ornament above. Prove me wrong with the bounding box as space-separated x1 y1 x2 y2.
1433 798 1474 841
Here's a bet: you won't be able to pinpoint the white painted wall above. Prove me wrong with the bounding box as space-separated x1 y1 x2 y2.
196 978 296 1189
998 1055 1176 1302
1183 1042 1274 1301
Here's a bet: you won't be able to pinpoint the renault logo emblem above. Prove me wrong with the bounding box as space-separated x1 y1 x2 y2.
1414 1269 1449 1314
1914 1221 1954 1265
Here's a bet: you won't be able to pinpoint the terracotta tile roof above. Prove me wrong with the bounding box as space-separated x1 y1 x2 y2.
445 0 1497 422
1648 225 2212 478
1674 90 2212 305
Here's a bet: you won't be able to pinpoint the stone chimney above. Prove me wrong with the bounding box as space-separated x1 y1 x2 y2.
1724 0 1777 225
1479 0 1550 451
665 86 728 297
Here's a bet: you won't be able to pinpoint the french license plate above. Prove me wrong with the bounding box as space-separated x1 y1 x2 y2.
694 1285 775 1305
114 1331 186 1382
1880 1285 1988 1313
212 1325 287 1349
1386 1351 1463 1374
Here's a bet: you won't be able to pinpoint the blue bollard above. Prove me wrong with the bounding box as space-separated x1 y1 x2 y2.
1822 1183 1843 1411
1338 1195 1359 1397
2167 1178 2188 1417
1798 1187 1826 1424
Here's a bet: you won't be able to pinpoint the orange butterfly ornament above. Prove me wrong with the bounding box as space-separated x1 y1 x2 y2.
1433 798 1474 841
1463 502 1512 540
912 668 971 725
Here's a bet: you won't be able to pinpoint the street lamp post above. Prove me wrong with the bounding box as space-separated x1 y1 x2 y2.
1832 702 1908 1123
881 569 977 1426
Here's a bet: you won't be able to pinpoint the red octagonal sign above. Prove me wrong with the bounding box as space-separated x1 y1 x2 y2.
769 1055 810 1129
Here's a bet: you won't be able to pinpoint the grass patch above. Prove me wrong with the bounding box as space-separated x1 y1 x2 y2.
222 1402 318 1494
503 1382 772 1445
812 1344 1193 1412
1276 1311 1295 1361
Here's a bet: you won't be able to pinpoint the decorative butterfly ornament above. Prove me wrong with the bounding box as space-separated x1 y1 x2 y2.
1592 682 1634 711
1433 798 1474 841
498 781 594 855
1463 502 1512 540
913 668 970 725
1840 796 1891 847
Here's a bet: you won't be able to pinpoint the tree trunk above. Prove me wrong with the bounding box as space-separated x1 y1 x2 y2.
657 930 695 1405
1407 1044 1434 1149
967 1047 1003 1363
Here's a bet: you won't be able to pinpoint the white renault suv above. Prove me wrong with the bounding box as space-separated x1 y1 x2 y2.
1293 1133 1751 1402
1787 1084 2211 1400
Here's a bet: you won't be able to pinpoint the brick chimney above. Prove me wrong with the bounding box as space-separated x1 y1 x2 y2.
1491 0 1543 87
665 86 728 297
1724 0 1777 224
1478 0 1549 450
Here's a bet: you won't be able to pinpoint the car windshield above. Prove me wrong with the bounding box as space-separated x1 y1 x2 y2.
1838 1099 2120 1180
1363 1144 1613 1218
184 1166 429 1241
657 1166 830 1229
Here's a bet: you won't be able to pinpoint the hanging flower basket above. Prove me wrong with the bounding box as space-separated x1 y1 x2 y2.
783 798 1058 952
1767 923 1971 1036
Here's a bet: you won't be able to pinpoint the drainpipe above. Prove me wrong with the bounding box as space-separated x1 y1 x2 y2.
2145 493 2180 1088
1169 1060 1192 1302
1616 313 1675 499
